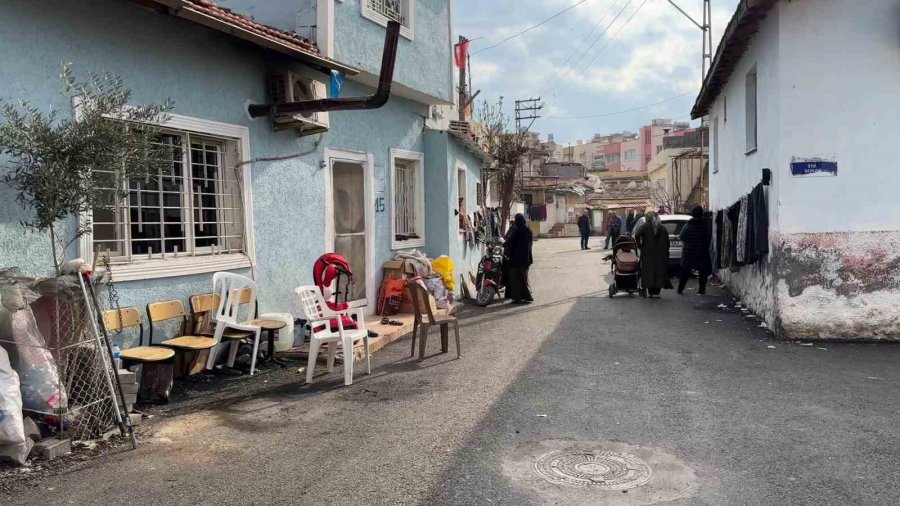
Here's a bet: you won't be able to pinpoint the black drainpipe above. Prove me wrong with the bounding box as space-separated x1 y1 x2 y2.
248 20 401 118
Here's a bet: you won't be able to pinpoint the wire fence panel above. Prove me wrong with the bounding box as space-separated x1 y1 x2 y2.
1 273 122 441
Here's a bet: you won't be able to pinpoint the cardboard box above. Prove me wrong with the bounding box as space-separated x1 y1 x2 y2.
382 260 418 281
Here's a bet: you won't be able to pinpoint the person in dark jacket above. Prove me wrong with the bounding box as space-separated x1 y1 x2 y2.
503 214 534 303
577 211 591 250
603 214 622 249
635 211 671 298
677 206 713 295
625 209 638 235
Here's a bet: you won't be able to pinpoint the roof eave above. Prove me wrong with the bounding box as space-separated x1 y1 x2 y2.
691 0 779 119
144 0 359 76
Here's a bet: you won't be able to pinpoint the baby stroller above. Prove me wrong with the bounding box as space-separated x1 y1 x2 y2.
608 235 645 298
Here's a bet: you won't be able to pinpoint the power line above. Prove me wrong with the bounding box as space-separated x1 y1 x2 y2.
545 90 698 120
471 0 592 55
542 0 648 117
579 0 650 74
541 0 634 96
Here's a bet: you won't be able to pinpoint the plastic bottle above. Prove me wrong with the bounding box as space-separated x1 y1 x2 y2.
112 345 122 370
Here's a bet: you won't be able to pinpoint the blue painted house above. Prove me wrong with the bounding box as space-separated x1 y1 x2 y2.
0 0 487 343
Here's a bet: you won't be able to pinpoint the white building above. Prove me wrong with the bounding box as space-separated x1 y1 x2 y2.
695 0 900 340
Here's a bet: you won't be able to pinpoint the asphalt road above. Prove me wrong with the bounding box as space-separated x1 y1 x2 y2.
5 238 900 505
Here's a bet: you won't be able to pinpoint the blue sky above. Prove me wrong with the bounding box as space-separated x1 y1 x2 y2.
454 0 739 145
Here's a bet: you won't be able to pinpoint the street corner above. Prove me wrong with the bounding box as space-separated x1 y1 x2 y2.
501 439 699 505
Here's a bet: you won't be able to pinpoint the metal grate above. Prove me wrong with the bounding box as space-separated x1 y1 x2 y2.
92 131 245 263
367 0 406 25
394 161 417 239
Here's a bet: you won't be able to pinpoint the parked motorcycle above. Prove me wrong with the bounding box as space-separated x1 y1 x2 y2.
475 240 505 306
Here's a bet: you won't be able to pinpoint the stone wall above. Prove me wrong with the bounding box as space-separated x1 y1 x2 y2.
774 231 900 341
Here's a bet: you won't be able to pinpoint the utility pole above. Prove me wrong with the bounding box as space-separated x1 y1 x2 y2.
457 36 468 121
514 98 542 134
667 0 711 84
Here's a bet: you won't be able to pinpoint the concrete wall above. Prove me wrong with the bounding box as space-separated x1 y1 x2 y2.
709 0 900 340
707 2 781 331
335 0 453 103
423 131 484 293
620 138 643 172
217 0 453 103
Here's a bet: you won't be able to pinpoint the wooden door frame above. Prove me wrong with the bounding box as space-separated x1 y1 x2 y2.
324 148 376 311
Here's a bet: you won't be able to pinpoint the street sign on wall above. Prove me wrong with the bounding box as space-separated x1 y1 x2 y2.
790 156 838 177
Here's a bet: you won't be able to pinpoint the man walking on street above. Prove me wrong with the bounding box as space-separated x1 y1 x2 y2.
604 213 622 249
625 209 638 235
578 211 591 250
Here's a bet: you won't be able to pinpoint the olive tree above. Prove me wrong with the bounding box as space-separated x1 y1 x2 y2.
0 65 173 274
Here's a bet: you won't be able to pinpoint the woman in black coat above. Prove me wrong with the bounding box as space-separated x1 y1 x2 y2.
635 211 671 298
677 205 713 295
504 214 534 303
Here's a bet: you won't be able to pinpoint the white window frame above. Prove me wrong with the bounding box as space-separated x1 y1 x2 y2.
624 149 637 161
78 113 255 282
362 0 415 40
457 163 468 235
745 66 758 155
389 148 425 250
713 116 720 174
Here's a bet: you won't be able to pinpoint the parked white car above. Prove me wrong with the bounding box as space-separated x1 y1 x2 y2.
631 214 692 272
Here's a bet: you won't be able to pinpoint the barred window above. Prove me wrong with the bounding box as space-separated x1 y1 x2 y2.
390 149 424 249
91 130 245 262
363 0 414 38
394 161 417 239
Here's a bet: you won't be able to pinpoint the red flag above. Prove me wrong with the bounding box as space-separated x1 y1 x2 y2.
454 40 469 69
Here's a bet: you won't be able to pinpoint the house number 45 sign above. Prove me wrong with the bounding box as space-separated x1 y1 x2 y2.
375 197 386 213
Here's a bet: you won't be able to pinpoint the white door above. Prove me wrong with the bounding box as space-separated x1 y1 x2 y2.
325 149 374 307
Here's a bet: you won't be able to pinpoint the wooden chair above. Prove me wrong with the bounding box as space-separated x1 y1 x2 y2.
408 281 460 361
147 299 217 376
102 307 176 365
102 307 175 402
190 293 254 341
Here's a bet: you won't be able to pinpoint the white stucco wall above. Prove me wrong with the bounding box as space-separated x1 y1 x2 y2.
776 0 900 234
708 0 900 340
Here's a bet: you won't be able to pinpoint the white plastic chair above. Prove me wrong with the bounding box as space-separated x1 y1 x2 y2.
206 272 263 375
295 285 370 386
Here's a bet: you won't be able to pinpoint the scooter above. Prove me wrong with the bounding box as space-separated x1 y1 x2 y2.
475 240 505 306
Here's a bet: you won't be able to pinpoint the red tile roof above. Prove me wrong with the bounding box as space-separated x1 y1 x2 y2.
139 0 358 74
183 0 320 54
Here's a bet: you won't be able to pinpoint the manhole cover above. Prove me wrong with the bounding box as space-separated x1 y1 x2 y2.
533 450 652 490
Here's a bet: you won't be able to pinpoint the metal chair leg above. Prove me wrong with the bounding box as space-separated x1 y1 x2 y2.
453 321 461 359
410 323 418 358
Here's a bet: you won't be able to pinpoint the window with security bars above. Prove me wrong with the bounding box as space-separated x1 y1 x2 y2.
363 0 413 35
91 131 245 262
393 160 418 241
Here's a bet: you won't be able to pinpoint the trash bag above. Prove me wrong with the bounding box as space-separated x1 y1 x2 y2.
431 256 456 292
0 345 31 465
0 270 68 414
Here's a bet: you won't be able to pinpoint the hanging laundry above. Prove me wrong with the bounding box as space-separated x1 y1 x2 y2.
746 183 769 263
736 195 749 264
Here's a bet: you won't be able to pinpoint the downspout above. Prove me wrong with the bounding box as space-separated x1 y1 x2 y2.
248 20 401 118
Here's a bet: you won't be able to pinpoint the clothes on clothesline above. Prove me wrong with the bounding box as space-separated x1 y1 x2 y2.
712 182 769 272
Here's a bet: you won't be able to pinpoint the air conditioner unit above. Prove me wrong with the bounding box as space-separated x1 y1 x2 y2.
266 72 330 136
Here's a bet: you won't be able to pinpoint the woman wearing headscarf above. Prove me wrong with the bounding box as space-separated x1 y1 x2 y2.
677 206 713 295
503 214 534 303
635 211 671 298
